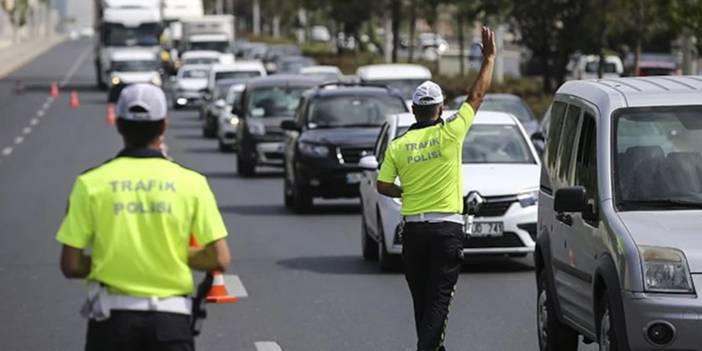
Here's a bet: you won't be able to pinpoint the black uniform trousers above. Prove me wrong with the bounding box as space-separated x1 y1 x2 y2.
402 221 464 351
85 310 194 351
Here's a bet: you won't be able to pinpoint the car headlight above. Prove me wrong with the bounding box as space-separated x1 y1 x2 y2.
247 121 265 135
517 189 539 207
229 116 240 126
111 76 121 85
298 142 329 158
640 246 694 293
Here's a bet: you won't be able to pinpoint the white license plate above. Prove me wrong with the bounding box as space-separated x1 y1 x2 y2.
346 172 363 184
466 222 504 237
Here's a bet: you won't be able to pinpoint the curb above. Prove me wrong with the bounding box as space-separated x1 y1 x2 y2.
0 36 66 79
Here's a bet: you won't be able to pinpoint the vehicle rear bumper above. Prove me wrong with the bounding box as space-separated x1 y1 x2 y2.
297 162 364 198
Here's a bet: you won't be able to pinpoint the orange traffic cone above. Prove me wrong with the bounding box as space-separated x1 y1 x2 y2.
50 81 59 97
69 91 80 109
105 103 116 125
206 271 238 304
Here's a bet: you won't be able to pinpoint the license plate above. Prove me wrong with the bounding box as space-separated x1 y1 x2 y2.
466 222 504 237
346 172 363 184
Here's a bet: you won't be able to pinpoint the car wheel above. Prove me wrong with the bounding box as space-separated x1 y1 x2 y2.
537 270 579 351
292 182 312 214
361 206 378 261
598 293 619 351
377 213 400 271
237 155 255 177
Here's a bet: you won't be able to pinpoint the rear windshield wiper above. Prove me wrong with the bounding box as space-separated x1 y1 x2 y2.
619 199 702 210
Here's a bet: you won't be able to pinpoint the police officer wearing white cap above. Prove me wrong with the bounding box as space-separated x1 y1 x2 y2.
57 83 231 351
376 27 496 351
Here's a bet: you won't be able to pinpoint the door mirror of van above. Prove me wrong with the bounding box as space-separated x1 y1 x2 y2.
554 187 587 213
280 120 300 132
531 131 545 142
359 155 379 170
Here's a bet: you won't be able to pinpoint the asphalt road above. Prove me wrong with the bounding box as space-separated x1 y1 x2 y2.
0 40 596 351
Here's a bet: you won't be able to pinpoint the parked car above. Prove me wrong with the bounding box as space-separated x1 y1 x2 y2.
217 84 246 152
281 83 408 213
107 49 162 102
536 76 702 351
359 110 540 270
300 65 343 82
201 78 247 137
276 56 317 74
234 75 322 176
449 94 540 135
172 64 210 109
634 53 681 76
356 64 431 107
263 45 303 74
566 54 624 80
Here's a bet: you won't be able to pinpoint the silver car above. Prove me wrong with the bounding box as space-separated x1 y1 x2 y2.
537 76 702 351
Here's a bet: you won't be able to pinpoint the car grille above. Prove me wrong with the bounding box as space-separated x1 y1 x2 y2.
264 152 283 160
463 232 524 248
338 147 373 164
466 195 517 217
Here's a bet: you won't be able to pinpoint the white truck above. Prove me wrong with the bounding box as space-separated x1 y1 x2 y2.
94 0 163 89
162 0 205 55
180 15 235 63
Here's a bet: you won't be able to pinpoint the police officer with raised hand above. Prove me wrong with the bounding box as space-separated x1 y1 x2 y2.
57 83 231 351
376 27 496 351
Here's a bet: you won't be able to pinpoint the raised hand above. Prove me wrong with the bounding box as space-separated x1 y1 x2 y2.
480 26 497 60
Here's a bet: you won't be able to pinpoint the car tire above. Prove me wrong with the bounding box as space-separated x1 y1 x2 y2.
598 292 619 351
237 155 255 177
292 183 313 214
537 270 579 351
377 213 400 271
361 207 378 261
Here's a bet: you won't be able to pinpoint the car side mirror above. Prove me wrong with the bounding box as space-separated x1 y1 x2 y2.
359 155 379 170
215 99 226 108
531 131 545 142
554 186 587 213
231 105 242 117
280 120 300 132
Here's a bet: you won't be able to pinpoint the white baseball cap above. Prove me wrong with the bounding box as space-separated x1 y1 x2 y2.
412 81 444 106
116 83 168 122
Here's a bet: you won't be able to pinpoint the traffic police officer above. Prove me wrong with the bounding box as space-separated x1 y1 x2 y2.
376 27 496 351
57 83 231 351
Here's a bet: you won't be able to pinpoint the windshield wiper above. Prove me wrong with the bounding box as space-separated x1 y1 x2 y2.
619 199 702 210
335 123 381 128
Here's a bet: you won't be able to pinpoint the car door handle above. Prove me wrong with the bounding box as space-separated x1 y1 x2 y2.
556 213 573 226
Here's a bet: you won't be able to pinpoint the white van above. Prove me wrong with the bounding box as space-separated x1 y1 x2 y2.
356 64 432 107
566 54 624 81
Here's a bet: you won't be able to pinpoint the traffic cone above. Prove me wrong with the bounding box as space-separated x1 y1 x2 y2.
105 103 116 125
69 90 80 109
206 271 238 304
50 81 59 97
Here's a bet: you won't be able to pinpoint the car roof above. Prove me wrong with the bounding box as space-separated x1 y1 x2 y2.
182 50 220 58
306 84 405 99
301 65 342 74
179 64 211 71
190 34 229 41
356 64 431 80
245 74 323 88
392 110 519 127
557 75 702 109
110 49 157 61
211 61 265 72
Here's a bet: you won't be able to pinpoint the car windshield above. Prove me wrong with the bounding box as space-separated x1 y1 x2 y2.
226 87 243 105
585 61 618 73
104 23 160 46
180 69 208 79
303 72 340 82
214 82 239 99
462 125 535 164
190 41 230 53
279 59 316 74
367 79 426 100
111 60 159 72
307 95 407 128
480 98 534 123
246 86 309 118
215 71 262 81
615 107 702 210
184 58 218 65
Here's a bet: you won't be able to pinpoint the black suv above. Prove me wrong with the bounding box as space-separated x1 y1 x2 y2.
281 83 408 212
234 75 323 176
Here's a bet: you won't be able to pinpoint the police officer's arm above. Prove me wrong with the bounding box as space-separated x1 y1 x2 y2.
466 27 497 112
189 178 231 272
60 245 91 278
377 181 403 198
189 239 231 272
57 179 94 279
376 144 402 198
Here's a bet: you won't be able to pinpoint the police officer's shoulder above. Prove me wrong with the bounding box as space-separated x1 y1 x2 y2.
78 157 118 177
167 160 210 185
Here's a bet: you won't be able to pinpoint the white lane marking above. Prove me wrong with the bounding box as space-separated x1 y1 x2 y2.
60 47 91 87
30 118 39 126
42 101 51 110
37 110 45 117
46 96 54 104
14 137 23 145
22 127 31 135
223 274 248 298
254 341 283 351
2 147 12 156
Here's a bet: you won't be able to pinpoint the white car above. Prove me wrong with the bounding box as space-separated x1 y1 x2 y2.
109 49 162 88
300 65 343 82
172 64 210 109
180 50 223 66
566 54 624 80
356 64 432 108
359 111 541 270
216 84 245 152
207 62 267 94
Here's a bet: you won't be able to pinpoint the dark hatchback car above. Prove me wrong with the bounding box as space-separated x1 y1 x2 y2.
281 83 408 212
234 75 323 176
202 78 247 138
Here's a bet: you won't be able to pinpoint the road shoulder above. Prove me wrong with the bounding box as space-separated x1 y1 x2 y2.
0 36 65 79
